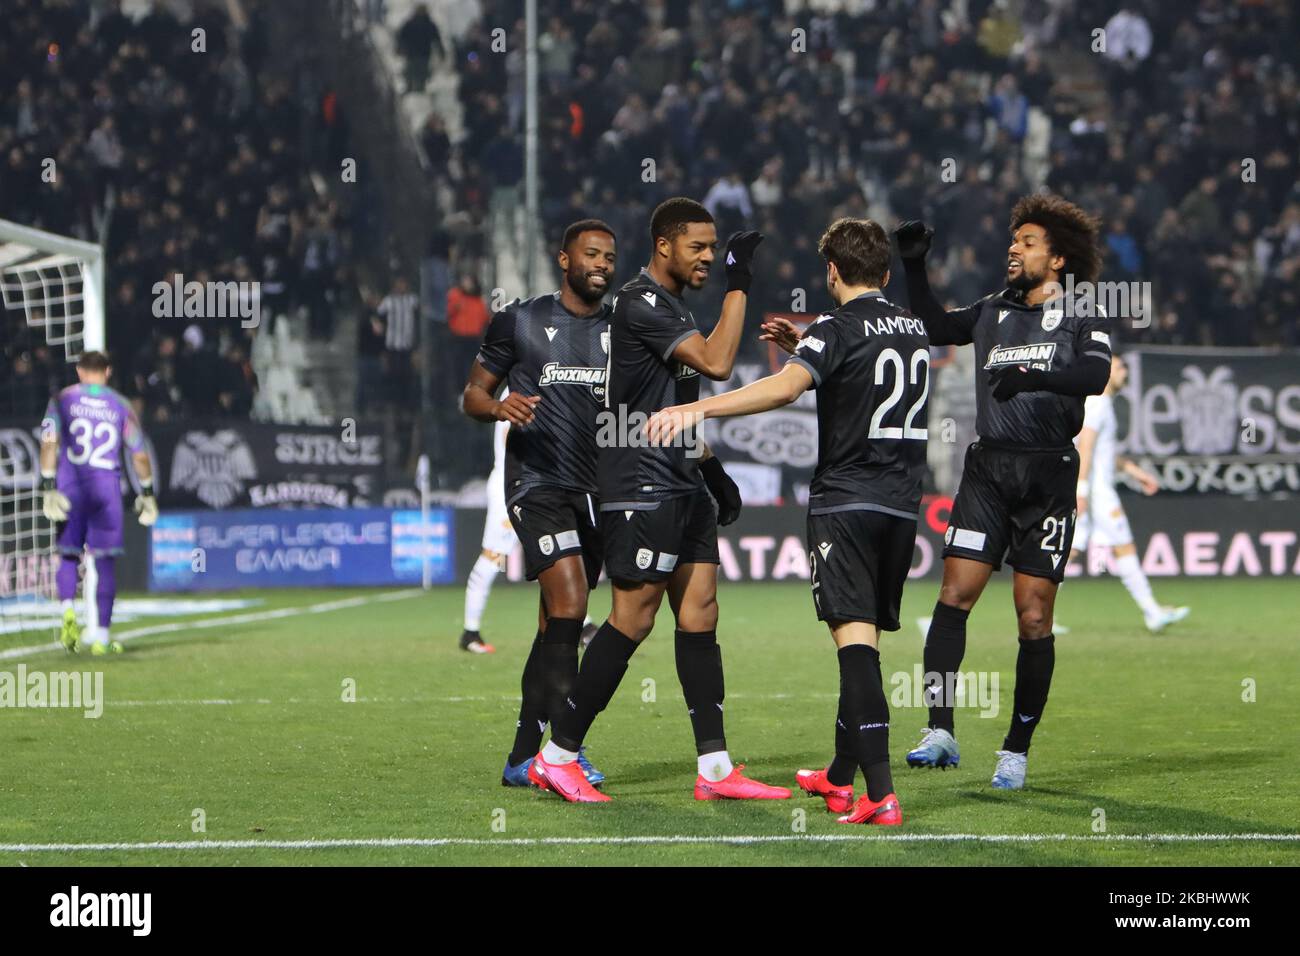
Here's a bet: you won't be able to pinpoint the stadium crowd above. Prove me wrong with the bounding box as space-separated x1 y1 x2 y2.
0 0 360 424
429 0 1299 353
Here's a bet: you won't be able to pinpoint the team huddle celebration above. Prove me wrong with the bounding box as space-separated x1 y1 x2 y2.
458 192 1180 825
3 0 1294 899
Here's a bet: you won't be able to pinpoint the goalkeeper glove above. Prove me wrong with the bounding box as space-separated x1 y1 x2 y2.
41 474 70 523
134 480 159 526
723 230 764 294
701 457 742 527
894 220 934 261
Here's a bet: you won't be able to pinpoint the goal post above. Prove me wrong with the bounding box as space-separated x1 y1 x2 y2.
0 219 107 638
0 218 106 357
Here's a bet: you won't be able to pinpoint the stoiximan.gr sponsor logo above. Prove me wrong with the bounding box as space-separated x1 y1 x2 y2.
0 665 102 718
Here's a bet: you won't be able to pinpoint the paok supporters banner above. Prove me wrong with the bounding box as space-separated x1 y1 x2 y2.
1109 347 1300 497
150 420 386 510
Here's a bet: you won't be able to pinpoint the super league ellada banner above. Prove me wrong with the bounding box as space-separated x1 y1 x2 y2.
150 420 386 510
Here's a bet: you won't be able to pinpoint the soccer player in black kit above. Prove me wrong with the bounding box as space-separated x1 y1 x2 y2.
462 219 616 790
529 197 790 802
650 218 928 825
895 195 1112 790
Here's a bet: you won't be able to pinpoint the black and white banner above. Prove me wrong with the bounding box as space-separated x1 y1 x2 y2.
151 421 386 510
1116 347 1300 495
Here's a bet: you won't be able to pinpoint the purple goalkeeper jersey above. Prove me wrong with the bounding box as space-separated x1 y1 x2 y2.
42 383 144 482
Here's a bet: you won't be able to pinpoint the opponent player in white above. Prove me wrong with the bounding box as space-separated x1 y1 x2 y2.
459 415 596 653
459 418 518 653
1071 354 1189 632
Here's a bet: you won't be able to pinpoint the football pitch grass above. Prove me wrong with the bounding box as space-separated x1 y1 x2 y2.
1 578 1297 867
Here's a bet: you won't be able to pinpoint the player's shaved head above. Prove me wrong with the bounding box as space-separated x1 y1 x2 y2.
561 218 616 254
650 197 713 244
818 218 890 289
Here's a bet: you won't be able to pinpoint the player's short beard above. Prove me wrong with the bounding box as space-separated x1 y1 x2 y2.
567 266 607 304
1008 262 1046 293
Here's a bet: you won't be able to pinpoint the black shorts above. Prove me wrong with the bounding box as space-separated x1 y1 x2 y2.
943 441 1079 583
507 486 603 588
808 508 917 631
600 487 719 584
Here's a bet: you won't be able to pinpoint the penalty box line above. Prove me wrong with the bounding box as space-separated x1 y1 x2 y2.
3 833 1299 853
0 589 423 662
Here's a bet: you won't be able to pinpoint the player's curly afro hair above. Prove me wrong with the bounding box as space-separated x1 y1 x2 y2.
1009 194 1103 285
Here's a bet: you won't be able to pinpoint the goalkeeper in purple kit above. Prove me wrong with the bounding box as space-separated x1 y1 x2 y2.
39 351 158 655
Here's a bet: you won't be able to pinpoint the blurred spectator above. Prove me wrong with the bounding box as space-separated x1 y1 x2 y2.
396 3 442 94
356 299 387 414
378 277 418 406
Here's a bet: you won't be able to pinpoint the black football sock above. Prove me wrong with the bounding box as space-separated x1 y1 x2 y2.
1003 635 1055 754
507 631 546 765
839 644 894 802
550 622 638 752
827 712 856 787
540 617 582 735
924 601 969 733
675 630 727 756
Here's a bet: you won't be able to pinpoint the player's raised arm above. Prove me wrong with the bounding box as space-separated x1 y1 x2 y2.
669 230 763 380
894 220 980 346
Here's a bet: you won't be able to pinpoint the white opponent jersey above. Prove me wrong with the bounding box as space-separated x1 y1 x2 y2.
1079 393 1118 490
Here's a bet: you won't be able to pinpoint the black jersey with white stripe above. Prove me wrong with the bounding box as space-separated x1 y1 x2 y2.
786 291 930 518
597 268 705 509
476 292 611 502
932 289 1113 449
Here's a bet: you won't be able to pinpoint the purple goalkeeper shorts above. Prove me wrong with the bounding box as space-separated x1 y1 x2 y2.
56 471 125 557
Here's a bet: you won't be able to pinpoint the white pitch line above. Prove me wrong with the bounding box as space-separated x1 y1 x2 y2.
0 589 424 662
2 833 1298 853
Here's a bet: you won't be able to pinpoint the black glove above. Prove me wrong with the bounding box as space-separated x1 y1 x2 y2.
990 365 1045 401
723 230 764 294
700 457 742 526
894 220 934 261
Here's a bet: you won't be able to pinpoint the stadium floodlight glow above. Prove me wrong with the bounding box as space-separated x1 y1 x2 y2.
0 219 107 638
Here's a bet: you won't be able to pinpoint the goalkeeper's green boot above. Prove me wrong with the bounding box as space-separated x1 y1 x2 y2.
88 640 124 656
59 608 80 653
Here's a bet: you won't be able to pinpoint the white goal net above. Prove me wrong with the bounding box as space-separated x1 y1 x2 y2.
0 220 106 638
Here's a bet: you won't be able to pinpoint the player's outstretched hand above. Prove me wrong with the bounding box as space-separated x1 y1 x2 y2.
495 392 540 426
134 492 159 526
723 230 764 294
894 220 934 261
701 457 742 526
645 405 704 447
41 477 70 523
760 316 802 355
990 365 1042 401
